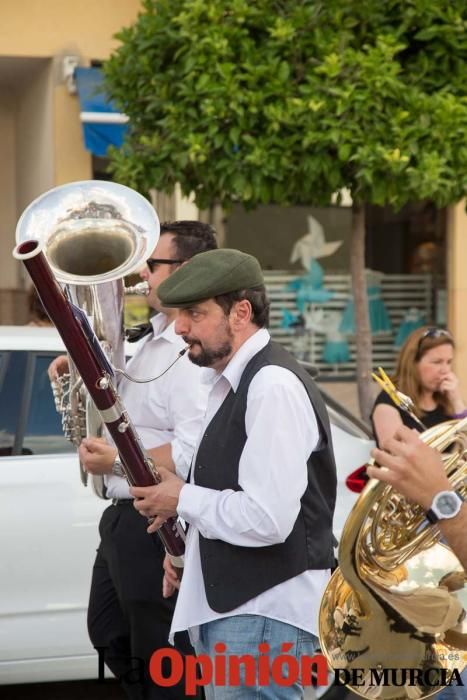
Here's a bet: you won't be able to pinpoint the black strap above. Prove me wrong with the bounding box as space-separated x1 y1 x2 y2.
125 322 153 343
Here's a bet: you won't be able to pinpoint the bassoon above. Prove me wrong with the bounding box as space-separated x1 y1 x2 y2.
14 239 185 576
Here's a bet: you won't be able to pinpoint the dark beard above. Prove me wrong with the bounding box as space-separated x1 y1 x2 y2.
187 340 232 367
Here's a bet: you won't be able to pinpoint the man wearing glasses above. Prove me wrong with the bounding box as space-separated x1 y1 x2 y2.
78 221 217 698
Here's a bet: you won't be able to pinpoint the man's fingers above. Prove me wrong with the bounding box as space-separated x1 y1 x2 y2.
366 464 396 485
132 497 150 513
391 425 422 445
371 447 401 471
380 431 422 460
132 497 159 518
48 355 69 380
156 466 171 481
162 574 177 598
131 486 155 499
163 557 179 582
82 436 108 451
162 558 180 594
147 515 166 533
165 568 179 588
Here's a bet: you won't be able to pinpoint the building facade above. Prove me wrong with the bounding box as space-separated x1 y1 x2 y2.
0 0 143 322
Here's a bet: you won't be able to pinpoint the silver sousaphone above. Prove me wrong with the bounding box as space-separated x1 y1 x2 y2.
15 180 159 496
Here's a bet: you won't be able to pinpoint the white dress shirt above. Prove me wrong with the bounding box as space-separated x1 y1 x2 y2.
105 313 208 500
170 328 331 643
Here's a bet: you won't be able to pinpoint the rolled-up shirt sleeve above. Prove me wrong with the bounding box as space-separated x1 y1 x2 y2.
177 366 319 545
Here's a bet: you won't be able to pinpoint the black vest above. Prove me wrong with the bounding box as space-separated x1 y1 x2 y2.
194 341 337 613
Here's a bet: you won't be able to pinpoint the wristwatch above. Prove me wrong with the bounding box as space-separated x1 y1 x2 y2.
111 457 125 478
426 490 464 524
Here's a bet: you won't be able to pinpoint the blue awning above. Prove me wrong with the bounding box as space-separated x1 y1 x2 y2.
75 67 129 157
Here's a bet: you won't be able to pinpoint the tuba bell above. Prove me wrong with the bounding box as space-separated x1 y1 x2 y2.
319 416 467 700
15 180 159 496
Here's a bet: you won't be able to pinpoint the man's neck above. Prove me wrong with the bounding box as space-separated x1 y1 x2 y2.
213 326 261 373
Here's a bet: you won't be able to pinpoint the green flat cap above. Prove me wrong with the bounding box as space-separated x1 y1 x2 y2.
158 248 264 307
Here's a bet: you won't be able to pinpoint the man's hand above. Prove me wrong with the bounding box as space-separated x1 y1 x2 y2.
131 467 185 533
48 354 69 381
162 555 181 598
370 429 467 571
368 426 451 509
79 437 117 475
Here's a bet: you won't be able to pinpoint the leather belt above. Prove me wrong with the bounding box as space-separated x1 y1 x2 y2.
112 498 134 506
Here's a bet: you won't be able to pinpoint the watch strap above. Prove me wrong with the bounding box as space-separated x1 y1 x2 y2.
426 490 464 524
426 507 439 525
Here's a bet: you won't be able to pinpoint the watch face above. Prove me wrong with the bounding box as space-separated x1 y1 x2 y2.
436 493 459 516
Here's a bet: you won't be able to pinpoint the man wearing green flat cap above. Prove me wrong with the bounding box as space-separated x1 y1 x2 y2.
131 248 337 699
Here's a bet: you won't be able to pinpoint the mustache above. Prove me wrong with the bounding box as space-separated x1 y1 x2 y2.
183 336 200 346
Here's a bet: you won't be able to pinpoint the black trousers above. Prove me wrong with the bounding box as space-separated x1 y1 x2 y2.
88 502 195 700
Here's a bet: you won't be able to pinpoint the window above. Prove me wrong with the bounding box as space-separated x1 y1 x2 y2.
0 352 27 456
22 354 75 455
0 351 75 457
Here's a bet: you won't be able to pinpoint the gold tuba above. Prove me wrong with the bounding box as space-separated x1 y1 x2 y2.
319 417 467 700
15 181 159 496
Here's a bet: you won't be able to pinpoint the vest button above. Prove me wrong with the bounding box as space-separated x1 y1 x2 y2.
197 464 203 470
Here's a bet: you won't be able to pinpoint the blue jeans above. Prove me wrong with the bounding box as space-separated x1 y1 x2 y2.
193 615 320 699
437 668 467 700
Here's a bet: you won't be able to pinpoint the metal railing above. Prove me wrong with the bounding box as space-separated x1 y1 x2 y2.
265 271 435 380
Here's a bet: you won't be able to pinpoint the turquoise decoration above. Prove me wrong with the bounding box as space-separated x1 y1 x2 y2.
323 340 350 364
339 273 392 335
306 258 324 287
286 260 335 313
339 298 356 334
280 309 301 329
395 308 425 348
287 216 344 365
304 309 350 365
368 286 392 334
295 286 334 313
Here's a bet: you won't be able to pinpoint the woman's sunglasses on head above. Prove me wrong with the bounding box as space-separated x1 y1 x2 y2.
416 327 452 357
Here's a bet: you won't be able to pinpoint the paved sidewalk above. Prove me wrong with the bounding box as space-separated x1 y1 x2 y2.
318 381 379 422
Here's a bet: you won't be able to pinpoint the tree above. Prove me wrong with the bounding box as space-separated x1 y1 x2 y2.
104 0 467 419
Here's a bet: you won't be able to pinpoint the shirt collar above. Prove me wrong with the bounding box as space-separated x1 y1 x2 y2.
214 328 270 392
150 313 179 343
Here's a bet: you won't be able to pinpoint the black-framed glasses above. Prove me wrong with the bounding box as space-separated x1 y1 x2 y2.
146 258 185 273
416 327 452 357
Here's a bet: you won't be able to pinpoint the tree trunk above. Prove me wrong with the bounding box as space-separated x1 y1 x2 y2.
199 203 226 247
351 203 373 422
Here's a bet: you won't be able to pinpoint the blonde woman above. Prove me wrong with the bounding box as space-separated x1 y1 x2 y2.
371 327 466 447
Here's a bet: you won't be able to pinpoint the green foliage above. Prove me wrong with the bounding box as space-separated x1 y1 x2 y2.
104 0 467 210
